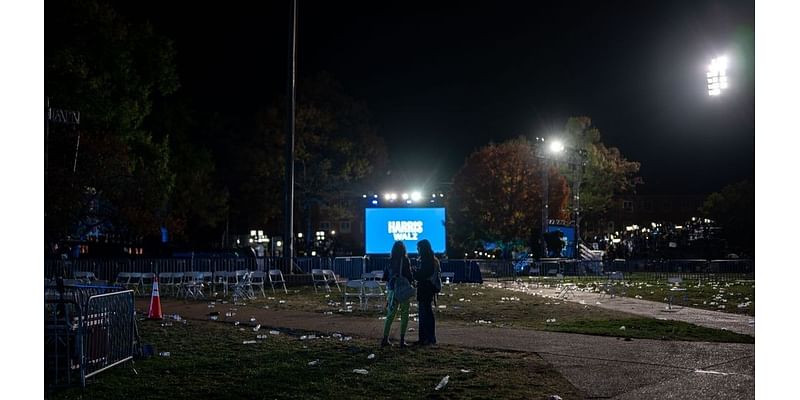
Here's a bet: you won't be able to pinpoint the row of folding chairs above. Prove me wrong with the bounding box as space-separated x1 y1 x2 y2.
343 273 386 311
310 269 343 293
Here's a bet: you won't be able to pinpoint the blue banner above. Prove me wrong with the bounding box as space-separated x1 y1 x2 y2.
365 208 446 254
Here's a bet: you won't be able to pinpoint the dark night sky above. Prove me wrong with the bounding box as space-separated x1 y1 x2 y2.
117 0 754 195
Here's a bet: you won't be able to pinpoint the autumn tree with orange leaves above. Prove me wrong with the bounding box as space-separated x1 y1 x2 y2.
447 137 569 257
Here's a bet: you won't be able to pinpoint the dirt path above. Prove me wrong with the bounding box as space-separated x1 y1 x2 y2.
141 298 755 399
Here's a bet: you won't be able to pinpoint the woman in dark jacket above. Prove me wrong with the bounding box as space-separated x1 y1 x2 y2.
413 239 439 345
381 241 413 347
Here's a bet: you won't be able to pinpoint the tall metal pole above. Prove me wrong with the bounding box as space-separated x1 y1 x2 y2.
541 158 549 257
284 0 297 269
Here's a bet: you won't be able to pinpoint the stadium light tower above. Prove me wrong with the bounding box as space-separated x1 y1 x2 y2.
707 56 729 96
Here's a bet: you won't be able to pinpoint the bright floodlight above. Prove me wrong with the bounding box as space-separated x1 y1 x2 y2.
384 193 391 200
549 140 565 153
401 193 409 200
707 56 729 96
411 191 422 202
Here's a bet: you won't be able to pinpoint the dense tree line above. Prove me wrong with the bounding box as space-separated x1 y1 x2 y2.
45 0 387 251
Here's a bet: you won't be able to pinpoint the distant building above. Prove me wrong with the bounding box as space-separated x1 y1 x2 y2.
602 194 706 234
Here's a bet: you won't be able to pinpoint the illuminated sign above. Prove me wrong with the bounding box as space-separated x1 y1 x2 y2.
366 208 446 254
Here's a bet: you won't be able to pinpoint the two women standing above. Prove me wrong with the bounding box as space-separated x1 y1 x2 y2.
381 239 439 347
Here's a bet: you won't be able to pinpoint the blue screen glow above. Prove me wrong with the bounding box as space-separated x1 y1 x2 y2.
365 208 446 254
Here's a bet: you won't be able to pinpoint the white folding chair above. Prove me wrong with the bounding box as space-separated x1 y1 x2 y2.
115 272 131 288
268 269 288 294
311 269 329 293
158 272 174 296
554 273 577 299
232 271 255 302
362 280 385 311
172 272 186 297
322 269 341 292
140 272 156 295
343 279 364 310
250 271 267 298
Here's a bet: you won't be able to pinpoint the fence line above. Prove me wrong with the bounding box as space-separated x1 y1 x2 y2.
46 257 755 284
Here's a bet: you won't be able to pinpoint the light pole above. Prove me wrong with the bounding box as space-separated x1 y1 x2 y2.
536 138 587 259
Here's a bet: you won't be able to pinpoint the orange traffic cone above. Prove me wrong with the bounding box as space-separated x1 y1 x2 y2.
148 276 163 320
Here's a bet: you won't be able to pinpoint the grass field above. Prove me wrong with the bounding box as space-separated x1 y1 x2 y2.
50 319 584 400
208 283 752 343
513 275 755 317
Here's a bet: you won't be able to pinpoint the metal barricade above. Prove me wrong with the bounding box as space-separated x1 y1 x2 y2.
81 290 136 386
45 282 135 389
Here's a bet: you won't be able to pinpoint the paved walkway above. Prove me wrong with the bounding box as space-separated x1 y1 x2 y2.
487 281 756 336
144 298 755 399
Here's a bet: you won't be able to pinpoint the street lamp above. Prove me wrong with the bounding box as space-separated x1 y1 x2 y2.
536 137 587 259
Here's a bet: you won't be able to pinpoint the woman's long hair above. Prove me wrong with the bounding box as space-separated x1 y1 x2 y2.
417 239 436 266
390 241 407 272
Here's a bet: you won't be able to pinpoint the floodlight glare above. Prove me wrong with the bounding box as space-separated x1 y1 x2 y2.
390 193 397 200
384 193 391 200
401 193 409 200
411 191 422 201
549 140 565 153
707 56 729 96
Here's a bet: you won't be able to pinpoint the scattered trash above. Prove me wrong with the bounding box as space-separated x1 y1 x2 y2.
159 352 171 357
242 340 257 345
279 300 286 304
748 320 755 325
225 312 236 317
234 321 240 326
438 305 447 309
270 330 280 335
367 354 375 360
344 336 352 341
161 323 173 327
256 334 268 339
694 370 728 376
378 316 387 320
308 359 319 366
324 311 333 315
250 317 257 322
434 375 449 391
325 294 330 298
239 328 245 331
332 333 342 338
460 369 471 373
546 318 557 323
352 369 369 375
619 326 626 331
253 324 261 332
548 395 563 400
300 335 307 340
209 316 218 321
408 328 415 332
475 319 493 324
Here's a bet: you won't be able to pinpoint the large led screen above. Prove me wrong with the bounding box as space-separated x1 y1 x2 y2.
365 208 446 254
